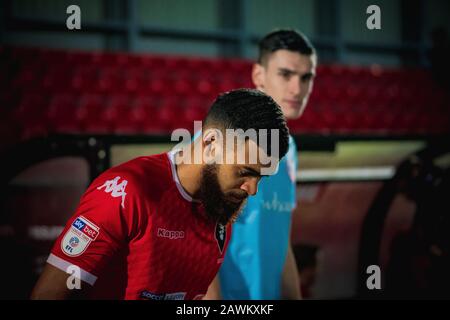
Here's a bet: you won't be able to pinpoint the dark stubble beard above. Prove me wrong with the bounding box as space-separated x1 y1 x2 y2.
195 164 247 225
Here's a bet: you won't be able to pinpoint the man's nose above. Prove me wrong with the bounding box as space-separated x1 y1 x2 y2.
289 76 302 96
240 178 259 196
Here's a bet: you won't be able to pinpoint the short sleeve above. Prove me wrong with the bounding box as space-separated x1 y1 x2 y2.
47 171 142 286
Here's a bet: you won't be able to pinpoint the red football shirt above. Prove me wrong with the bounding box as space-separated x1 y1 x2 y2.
47 151 231 300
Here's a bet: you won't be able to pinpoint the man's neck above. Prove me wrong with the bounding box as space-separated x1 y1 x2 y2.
174 145 202 200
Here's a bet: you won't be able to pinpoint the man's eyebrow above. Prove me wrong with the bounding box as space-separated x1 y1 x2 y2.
244 167 269 177
243 166 265 177
278 68 315 78
278 67 297 74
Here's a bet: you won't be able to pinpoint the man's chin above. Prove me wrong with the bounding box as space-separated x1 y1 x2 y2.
285 109 303 120
283 104 306 120
227 198 247 224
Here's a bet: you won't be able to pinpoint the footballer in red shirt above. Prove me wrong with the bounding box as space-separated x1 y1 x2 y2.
31 89 289 300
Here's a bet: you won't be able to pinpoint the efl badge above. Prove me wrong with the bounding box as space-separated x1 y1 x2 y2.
61 216 100 257
215 223 226 254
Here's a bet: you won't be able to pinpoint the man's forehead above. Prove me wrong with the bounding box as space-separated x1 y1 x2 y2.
267 50 316 71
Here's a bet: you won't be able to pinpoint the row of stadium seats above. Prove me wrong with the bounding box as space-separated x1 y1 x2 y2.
1 46 449 149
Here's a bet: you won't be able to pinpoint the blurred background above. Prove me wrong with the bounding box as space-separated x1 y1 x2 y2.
0 0 449 299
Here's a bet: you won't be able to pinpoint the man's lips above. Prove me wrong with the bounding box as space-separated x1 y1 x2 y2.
284 99 302 109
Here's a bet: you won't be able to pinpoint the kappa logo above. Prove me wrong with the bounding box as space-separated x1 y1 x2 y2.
61 216 100 257
157 228 185 240
215 223 226 254
97 176 128 208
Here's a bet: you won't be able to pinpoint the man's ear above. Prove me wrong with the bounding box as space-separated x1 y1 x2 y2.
202 128 223 164
252 63 265 91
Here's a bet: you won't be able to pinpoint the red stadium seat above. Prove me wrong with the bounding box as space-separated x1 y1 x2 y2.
3 46 449 139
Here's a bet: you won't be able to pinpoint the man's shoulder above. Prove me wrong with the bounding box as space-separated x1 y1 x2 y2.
94 153 171 193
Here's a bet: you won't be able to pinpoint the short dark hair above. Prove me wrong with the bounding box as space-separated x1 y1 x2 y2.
258 29 316 65
204 88 289 160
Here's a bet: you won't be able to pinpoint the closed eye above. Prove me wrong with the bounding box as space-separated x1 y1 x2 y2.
238 167 266 179
238 170 257 177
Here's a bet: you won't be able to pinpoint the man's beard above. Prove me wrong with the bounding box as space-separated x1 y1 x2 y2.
195 164 247 225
